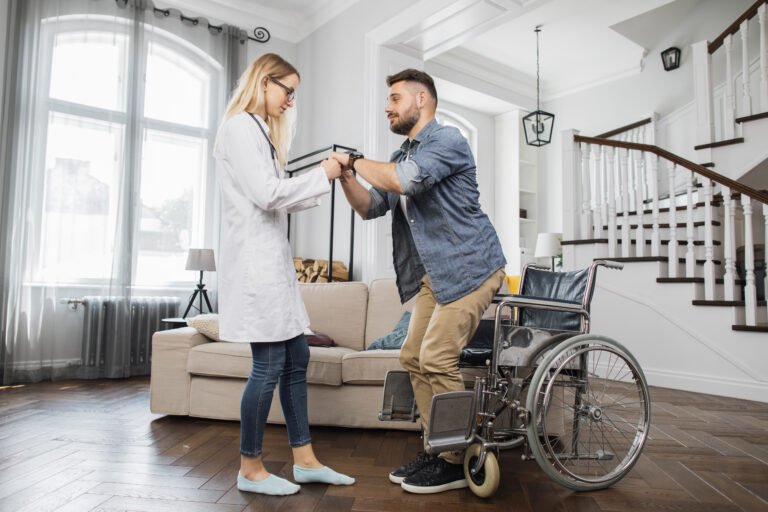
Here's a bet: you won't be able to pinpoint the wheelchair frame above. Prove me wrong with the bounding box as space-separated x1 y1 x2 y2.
380 260 651 496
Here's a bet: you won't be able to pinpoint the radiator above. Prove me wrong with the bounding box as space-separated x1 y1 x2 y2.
81 296 180 375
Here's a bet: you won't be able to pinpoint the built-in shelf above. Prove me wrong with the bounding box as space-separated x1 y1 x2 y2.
520 218 536 223
520 159 536 167
520 188 536 195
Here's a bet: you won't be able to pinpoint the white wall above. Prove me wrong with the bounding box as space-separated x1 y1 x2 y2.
537 0 755 233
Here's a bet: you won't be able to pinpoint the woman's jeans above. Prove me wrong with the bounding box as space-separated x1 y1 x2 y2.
240 334 312 457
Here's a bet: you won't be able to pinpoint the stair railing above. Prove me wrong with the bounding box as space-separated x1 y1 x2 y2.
693 0 768 149
563 130 768 326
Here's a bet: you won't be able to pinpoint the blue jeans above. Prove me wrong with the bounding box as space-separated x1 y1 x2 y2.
240 334 312 457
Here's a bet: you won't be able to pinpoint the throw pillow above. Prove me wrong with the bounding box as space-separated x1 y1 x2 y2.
186 313 220 341
305 330 336 347
366 311 411 350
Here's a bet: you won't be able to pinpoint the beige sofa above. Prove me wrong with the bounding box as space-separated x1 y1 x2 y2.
150 279 423 431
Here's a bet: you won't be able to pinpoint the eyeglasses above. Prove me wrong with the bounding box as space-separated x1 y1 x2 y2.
269 77 295 103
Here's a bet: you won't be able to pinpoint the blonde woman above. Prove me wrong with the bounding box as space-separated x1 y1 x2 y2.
214 53 353 495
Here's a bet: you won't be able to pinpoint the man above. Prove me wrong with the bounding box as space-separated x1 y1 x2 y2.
330 69 505 494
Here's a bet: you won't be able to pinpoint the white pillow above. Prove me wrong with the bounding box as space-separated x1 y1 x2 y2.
186 313 220 341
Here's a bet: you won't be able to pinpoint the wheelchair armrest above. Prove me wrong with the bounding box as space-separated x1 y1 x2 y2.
492 294 588 317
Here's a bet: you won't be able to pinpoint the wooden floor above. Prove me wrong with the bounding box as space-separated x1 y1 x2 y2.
1 378 767 512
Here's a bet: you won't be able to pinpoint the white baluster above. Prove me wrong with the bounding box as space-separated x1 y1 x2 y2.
724 34 736 139
580 143 592 238
703 179 716 300
606 147 617 258
722 186 737 301
619 148 631 257
741 19 753 117
693 41 715 146
759 4 768 112
591 144 602 239
650 154 661 256
685 171 696 277
668 163 679 277
742 196 757 326
634 149 646 257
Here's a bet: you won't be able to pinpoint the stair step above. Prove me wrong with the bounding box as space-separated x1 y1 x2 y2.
596 256 721 265
617 239 722 246
694 137 745 150
617 201 721 217
693 300 767 307
735 111 768 124
657 277 746 285
602 221 721 230
700 162 716 168
732 323 768 332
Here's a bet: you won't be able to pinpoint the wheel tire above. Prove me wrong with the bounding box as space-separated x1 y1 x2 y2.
463 443 500 498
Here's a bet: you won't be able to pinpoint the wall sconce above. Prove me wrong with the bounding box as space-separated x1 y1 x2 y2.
661 46 681 71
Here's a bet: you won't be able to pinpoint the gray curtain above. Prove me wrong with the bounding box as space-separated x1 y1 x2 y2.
0 0 246 384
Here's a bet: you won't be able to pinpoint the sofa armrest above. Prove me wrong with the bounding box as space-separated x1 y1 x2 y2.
150 327 209 415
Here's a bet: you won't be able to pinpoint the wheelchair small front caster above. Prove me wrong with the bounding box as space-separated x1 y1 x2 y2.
463 443 500 498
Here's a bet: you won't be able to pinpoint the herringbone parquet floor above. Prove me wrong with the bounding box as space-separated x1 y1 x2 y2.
0 377 766 511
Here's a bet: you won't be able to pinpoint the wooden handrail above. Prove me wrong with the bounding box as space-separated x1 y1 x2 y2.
708 0 767 54
595 118 652 139
574 134 768 205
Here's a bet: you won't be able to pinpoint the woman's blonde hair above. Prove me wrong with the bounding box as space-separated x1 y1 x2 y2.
221 53 300 167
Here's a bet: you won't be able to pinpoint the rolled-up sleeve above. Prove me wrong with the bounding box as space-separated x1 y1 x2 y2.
366 186 390 219
401 127 471 196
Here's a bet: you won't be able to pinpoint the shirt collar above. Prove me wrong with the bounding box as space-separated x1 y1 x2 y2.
399 118 438 151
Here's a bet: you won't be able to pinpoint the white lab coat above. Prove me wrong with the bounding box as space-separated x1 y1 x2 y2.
214 112 330 342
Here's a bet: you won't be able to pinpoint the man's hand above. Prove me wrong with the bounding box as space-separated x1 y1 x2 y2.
321 158 341 181
330 151 350 170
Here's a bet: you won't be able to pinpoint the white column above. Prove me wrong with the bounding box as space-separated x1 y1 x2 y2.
692 41 715 146
580 143 593 239
685 170 696 277
759 4 768 112
724 35 736 139
650 154 661 256
634 150 646 257
741 19 753 117
741 196 757 326
606 147 617 258
562 130 581 241
703 179 716 299
591 144 602 239
619 149 631 257
722 186 737 301
667 163 679 277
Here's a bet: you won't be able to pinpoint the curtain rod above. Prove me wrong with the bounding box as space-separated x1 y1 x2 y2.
114 1 270 43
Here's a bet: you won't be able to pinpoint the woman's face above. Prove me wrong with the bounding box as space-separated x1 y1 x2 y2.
264 73 298 118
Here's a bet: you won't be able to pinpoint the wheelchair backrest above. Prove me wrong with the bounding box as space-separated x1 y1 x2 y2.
517 266 595 332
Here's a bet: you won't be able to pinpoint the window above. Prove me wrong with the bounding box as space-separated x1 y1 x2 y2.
36 16 221 286
436 109 478 156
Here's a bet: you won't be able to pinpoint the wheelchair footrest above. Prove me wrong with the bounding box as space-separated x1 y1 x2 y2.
425 391 475 454
379 370 418 422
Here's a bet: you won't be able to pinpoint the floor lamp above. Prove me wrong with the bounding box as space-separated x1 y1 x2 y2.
183 248 215 318
535 233 562 271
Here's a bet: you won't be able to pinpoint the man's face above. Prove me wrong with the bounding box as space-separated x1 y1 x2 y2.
385 81 420 136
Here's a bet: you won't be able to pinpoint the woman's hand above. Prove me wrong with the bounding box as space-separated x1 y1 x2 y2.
321 158 342 181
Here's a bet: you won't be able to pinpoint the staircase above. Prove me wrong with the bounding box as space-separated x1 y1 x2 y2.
558 1 768 403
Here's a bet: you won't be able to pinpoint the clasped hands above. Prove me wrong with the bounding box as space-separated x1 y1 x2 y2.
320 151 354 182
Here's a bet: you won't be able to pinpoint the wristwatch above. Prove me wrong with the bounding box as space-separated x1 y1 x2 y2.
346 151 364 171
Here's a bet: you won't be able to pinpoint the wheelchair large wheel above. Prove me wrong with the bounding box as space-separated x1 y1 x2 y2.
463 443 500 498
525 335 650 491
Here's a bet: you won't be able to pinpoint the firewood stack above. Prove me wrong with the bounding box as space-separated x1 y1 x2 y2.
293 258 349 283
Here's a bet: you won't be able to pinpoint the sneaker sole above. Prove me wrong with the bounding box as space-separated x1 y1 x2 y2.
401 478 468 494
389 473 405 484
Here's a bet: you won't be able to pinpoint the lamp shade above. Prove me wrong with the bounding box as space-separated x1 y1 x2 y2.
185 248 216 271
534 233 561 258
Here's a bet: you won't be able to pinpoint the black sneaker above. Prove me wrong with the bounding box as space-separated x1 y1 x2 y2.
400 457 468 494
389 452 436 484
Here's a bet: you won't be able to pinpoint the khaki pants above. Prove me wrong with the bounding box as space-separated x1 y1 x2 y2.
399 268 505 464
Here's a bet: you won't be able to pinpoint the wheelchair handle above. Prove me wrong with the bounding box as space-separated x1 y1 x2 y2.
595 259 624 270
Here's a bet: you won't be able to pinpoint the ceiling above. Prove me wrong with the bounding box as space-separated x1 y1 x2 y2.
156 0 743 113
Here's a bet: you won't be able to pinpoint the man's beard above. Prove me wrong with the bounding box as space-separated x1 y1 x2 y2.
389 108 419 136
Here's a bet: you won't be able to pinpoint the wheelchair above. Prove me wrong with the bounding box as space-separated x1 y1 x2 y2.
379 260 651 497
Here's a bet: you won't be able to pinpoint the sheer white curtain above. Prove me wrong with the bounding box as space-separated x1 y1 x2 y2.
0 0 246 383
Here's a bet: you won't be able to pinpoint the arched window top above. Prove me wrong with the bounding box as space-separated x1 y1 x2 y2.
436 108 478 156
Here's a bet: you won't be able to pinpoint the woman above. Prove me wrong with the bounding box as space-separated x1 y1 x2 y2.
214 53 353 496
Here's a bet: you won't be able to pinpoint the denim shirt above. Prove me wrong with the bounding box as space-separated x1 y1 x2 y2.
367 119 506 304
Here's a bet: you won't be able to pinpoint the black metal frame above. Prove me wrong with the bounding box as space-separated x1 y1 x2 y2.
286 145 358 282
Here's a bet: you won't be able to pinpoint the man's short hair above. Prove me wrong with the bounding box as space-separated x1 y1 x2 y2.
386 69 438 106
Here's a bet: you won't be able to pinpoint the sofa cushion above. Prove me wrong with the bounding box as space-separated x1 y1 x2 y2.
187 342 356 386
186 314 221 341
299 282 368 351
342 349 404 385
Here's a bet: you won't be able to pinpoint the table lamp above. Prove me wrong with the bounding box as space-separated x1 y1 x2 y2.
183 248 215 318
534 233 562 271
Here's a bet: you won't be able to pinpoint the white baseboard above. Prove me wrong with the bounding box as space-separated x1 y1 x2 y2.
643 366 768 404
